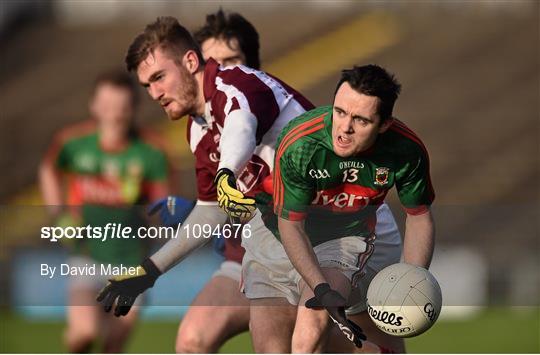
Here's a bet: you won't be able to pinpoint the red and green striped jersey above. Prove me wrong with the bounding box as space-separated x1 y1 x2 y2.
46 123 168 265
258 105 434 246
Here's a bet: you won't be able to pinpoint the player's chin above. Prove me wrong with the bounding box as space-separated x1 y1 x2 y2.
333 144 354 158
165 108 184 121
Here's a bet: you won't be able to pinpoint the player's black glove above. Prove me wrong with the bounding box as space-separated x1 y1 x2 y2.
214 168 256 223
305 283 366 348
96 258 161 317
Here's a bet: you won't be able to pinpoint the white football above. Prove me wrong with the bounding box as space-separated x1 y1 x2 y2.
366 262 442 337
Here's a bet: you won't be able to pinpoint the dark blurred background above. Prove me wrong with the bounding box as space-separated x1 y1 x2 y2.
0 0 538 352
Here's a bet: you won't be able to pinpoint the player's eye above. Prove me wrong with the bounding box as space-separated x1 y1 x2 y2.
354 117 369 126
334 108 345 117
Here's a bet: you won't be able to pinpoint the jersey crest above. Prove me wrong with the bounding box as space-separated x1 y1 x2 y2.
374 167 390 186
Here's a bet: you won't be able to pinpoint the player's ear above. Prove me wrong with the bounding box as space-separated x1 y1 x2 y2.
183 50 200 74
378 117 394 134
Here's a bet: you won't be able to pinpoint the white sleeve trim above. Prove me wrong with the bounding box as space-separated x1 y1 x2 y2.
196 200 219 206
218 109 258 175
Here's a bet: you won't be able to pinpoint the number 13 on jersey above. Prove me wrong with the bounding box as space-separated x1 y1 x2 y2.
343 168 359 183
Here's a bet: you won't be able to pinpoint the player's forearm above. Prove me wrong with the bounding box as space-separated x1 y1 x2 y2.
278 218 327 290
38 162 63 216
149 202 228 272
403 208 435 268
217 109 258 175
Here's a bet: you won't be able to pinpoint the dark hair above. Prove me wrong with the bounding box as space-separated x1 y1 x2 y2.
194 9 260 69
92 69 140 106
335 65 402 121
125 16 204 72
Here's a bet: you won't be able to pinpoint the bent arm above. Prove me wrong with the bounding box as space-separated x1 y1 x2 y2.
278 217 327 290
217 109 258 176
403 208 435 268
149 202 228 272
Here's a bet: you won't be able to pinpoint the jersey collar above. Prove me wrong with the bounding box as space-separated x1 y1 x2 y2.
202 58 220 102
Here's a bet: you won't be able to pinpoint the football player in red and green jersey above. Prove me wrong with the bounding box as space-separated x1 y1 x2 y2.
243 65 435 352
39 70 169 353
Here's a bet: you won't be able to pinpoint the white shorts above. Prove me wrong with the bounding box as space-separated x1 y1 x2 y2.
212 260 242 283
241 202 402 313
347 203 402 314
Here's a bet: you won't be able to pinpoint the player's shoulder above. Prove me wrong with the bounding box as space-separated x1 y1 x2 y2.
215 63 284 98
217 63 266 84
383 119 429 158
277 106 332 164
133 127 169 154
53 119 97 147
278 105 331 143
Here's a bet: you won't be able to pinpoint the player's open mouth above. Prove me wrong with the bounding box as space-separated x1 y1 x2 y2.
337 135 352 148
161 101 171 108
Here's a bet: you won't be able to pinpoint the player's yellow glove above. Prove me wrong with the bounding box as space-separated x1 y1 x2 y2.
215 168 256 223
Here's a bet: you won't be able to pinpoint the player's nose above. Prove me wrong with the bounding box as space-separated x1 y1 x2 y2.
342 116 354 133
148 84 163 101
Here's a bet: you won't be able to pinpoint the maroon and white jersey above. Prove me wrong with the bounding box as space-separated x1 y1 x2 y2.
187 58 314 202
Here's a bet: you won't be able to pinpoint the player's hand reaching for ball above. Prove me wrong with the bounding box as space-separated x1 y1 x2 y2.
96 258 161 317
215 168 256 223
305 283 366 348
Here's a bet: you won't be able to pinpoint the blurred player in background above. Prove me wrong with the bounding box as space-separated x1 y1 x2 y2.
243 65 435 352
97 13 403 353
39 70 169 353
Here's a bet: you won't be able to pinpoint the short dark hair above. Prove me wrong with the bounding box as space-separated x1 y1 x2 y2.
335 65 402 121
194 9 260 69
92 69 139 106
125 16 204 72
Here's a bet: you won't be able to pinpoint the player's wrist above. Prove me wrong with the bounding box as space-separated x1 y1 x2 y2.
142 258 162 280
313 282 332 299
215 167 235 181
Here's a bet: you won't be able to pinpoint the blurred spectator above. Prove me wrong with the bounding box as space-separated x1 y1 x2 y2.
39 70 169 353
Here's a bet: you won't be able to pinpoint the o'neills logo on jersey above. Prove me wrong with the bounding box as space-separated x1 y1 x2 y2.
339 161 364 169
311 183 385 212
374 167 390 186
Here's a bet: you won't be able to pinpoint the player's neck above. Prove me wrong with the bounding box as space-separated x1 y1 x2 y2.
99 130 129 152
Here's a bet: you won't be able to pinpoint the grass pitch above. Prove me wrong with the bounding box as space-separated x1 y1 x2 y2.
1 307 538 353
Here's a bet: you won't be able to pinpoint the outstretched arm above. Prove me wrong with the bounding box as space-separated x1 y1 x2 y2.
403 208 435 268
278 217 327 290
150 202 228 272
97 202 229 316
